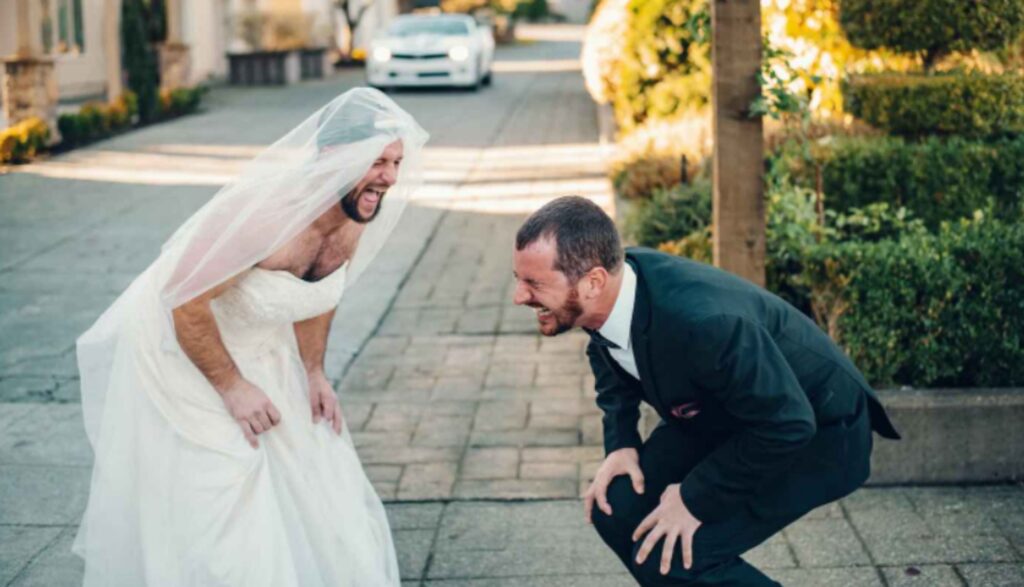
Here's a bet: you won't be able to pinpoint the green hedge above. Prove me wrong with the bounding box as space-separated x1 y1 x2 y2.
804 219 1024 387
122 0 160 123
843 73 1024 138
58 93 138 148
513 0 551 20
624 180 711 247
640 180 829 314
58 87 202 149
158 86 205 118
611 151 686 201
779 134 1024 227
839 0 1024 58
612 0 710 129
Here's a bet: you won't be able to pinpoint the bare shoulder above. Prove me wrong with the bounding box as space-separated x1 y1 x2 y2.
173 270 251 310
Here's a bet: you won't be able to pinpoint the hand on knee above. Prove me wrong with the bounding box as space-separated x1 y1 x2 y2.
630 541 704 585
590 476 646 541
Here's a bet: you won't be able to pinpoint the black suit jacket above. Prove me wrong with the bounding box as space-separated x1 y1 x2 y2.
588 248 900 523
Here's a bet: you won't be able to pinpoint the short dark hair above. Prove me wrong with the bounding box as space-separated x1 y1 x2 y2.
515 196 624 282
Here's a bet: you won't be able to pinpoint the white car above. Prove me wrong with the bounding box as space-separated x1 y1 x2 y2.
367 14 495 91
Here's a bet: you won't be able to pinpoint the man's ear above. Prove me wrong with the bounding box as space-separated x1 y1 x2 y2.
583 266 609 300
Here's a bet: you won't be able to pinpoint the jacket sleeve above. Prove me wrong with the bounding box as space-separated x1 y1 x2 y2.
586 341 644 455
678 314 817 523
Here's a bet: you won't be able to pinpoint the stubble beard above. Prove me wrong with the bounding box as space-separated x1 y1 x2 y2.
341 187 383 224
538 286 583 337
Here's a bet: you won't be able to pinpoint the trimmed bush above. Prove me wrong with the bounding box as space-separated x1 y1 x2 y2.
58 92 139 148
804 219 1024 387
624 180 711 247
839 0 1024 67
648 181 826 313
611 151 685 201
122 0 160 123
655 181 928 316
843 72 1024 138
513 0 550 20
778 134 1024 227
612 0 710 129
0 118 50 164
159 86 205 118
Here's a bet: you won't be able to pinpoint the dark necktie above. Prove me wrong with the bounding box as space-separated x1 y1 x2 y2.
585 328 621 350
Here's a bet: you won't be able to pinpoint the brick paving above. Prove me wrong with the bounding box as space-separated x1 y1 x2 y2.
1 24 1022 587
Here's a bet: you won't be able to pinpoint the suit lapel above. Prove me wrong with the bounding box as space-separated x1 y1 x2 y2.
628 258 670 417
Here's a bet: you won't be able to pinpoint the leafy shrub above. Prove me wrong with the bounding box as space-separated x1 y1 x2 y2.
58 92 140 148
159 86 205 118
843 72 1024 138
611 151 685 201
625 180 711 247
804 219 1024 387
0 118 50 164
764 183 825 313
654 180 926 316
612 0 710 129
777 134 1024 227
655 188 1024 387
122 0 160 123
648 180 825 312
513 0 550 20
658 225 711 262
58 87 200 150
761 0 917 118
839 0 1024 67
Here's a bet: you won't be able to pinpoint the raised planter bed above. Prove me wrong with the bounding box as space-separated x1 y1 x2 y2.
299 48 327 80
639 388 1024 484
227 50 300 86
869 387 1024 484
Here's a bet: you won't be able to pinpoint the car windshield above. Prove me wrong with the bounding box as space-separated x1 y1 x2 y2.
387 18 471 37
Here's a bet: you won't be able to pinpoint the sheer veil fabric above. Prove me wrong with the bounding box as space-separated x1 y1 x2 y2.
73 88 428 586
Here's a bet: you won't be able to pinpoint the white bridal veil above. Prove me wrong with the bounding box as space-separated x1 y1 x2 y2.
76 87 429 445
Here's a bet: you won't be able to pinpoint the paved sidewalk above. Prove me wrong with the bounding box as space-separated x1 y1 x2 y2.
2 24 1022 587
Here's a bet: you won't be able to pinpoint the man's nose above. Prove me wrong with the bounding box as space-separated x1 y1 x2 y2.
512 281 530 306
381 163 398 186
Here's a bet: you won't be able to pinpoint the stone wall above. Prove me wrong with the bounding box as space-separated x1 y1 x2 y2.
2 57 59 142
158 42 192 91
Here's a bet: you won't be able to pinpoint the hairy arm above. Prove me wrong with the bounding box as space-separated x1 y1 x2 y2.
294 309 343 433
294 309 336 376
171 272 281 447
171 275 244 392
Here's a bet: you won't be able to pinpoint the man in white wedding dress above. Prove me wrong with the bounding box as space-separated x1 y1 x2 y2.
73 88 428 586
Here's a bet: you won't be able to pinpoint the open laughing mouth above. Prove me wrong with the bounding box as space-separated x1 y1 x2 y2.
532 306 553 320
361 187 386 205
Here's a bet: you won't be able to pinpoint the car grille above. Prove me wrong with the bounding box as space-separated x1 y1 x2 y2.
392 53 448 60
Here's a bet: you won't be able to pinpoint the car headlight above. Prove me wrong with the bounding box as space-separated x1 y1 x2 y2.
448 46 470 62
372 47 392 62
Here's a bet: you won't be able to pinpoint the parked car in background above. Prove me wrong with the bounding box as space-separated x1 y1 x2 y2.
367 14 495 91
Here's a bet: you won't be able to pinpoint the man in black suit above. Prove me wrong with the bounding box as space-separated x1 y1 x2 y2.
512 197 899 586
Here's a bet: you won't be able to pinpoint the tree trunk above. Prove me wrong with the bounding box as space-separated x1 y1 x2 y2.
711 0 765 286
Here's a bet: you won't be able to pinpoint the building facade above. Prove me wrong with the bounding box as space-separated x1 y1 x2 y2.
1 0 395 129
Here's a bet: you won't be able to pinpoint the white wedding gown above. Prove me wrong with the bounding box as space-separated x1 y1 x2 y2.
74 263 400 586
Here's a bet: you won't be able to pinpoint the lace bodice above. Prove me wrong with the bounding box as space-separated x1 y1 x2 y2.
211 265 347 347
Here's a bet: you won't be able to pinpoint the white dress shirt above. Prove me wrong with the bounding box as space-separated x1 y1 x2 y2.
598 263 640 380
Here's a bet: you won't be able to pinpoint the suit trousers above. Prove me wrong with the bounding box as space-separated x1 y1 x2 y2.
591 396 874 586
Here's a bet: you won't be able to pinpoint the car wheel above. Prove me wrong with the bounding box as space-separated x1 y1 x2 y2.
482 70 492 86
468 62 482 92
